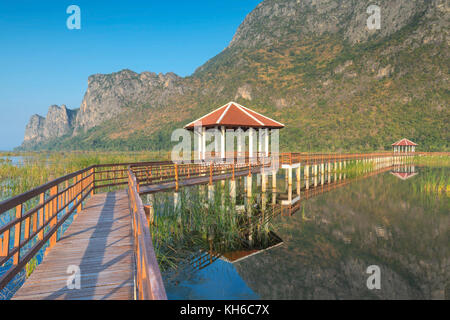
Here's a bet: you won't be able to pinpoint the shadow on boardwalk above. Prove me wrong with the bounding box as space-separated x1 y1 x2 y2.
13 191 134 300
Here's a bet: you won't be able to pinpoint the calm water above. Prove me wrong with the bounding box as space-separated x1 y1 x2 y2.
164 166 449 300
0 156 25 166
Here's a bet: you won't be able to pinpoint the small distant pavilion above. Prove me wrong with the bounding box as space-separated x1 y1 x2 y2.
184 101 284 160
392 138 417 153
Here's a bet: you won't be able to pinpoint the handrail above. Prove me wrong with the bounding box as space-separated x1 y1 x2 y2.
0 166 94 291
127 168 167 300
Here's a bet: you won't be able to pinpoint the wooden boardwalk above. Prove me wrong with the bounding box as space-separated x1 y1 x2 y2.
13 190 134 300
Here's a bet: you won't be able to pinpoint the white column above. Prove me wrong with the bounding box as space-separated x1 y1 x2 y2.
197 128 202 160
237 127 242 158
214 126 219 159
202 127 206 160
221 126 225 159
258 129 263 157
249 128 254 159
265 128 269 156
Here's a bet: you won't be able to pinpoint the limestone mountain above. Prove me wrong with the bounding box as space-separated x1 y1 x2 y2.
22 105 78 148
19 0 449 151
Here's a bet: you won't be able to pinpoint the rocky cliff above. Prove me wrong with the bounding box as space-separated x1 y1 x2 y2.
74 69 185 133
22 105 78 148
19 0 449 151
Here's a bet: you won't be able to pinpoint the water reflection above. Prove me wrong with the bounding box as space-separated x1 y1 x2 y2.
156 164 449 300
390 164 418 180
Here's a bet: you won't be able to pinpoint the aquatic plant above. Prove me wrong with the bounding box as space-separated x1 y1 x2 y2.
146 178 279 272
0 151 169 201
413 155 450 167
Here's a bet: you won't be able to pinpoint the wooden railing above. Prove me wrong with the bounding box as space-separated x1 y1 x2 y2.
127 168 166 300
278 151 410 166
0 166 94 291
131 156 271 191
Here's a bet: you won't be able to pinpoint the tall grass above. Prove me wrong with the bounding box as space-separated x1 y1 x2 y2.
337 160 375 178
411 168 449 195
0 151 169 201
413 155 450 167
147 178 278 272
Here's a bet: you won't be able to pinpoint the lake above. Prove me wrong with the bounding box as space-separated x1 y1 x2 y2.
160 166 449 300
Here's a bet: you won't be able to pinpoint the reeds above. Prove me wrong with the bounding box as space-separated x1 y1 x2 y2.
413 155 450 167
0 151 169 201
146 179 278 272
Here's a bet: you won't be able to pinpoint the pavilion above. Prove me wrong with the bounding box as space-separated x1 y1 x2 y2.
184 101 284 160
392 138 417 153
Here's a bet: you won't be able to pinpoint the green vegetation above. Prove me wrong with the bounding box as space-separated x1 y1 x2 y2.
147 180 278 272
412 167 449 195
413 155 450 167
337 160 376 179
0 151 169 201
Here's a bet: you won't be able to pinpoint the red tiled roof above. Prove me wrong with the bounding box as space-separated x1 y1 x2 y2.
391 138 418 146
184 102 285 130
390 172 418 180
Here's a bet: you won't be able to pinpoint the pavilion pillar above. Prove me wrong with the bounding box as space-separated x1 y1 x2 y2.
265 128 269 156
196 128 202 161
249 128 254 160
214 126 219 160
221 126 225 159
237 127 243 159
202 127 206 160
258 129 263 159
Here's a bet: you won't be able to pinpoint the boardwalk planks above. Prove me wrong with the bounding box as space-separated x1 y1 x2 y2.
13 190 134 300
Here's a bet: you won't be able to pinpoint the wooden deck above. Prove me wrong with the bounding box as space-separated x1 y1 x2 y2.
13 190 134 300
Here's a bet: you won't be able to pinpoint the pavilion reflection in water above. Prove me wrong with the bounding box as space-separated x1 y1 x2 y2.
174 160 413 271
390 164 418 180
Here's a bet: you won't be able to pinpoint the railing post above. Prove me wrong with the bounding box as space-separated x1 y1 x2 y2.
209 163 213 185
91 167 95 196
38 193 44 240
49 185 58 250
13 204 22 264
1 229 9 258
175 163 179 191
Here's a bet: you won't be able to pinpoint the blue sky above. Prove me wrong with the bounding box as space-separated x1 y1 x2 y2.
0 0 262 150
